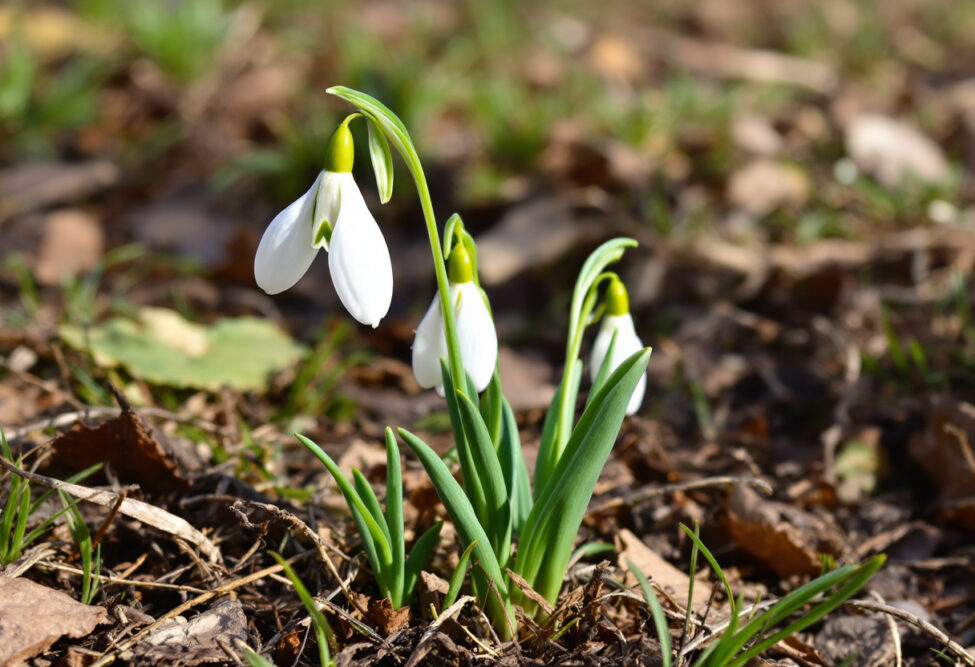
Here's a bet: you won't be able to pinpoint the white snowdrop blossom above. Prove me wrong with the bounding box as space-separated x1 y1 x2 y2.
253 123 392 328
589 278 646 415
412 246 497 396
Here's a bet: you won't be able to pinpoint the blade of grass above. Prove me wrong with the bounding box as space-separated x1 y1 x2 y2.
271 552 334 667
627 558 673 667
444 539 478 611
295 434 392 570
383 427 405 606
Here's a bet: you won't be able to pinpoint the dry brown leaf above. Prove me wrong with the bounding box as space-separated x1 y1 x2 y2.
497 346 556 412
908 397 975 530
617 528 710 613
0 575 107 667
724 486 838 578
727 159 809 216
34 209 104 286
126 599 248 666
475 196 603 286
367 597 410 636
49 395 194 496
505 568 555 617
845 114 949 188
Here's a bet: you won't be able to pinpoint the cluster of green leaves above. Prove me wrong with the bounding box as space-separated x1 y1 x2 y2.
0 430 100 567
296 429 442 609
287 88 651 639
628 523 885 667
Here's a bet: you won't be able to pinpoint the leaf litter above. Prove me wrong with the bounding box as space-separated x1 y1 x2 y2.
2 0 975 665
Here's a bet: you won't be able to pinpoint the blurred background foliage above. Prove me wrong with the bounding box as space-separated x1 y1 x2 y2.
1 0 971 219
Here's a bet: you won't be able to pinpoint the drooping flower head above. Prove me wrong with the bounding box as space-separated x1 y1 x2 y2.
412 243 498 395
590 276 646 415
253 120 393 328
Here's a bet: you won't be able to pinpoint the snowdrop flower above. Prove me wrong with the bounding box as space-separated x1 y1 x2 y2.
590 277 646 415
254 121 393 328
412 244 497 396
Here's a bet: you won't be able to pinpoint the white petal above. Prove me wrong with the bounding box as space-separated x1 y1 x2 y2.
454 282 498 392
589 313 646 415
327 178 393 327
254 174 322 294
412 296 447 393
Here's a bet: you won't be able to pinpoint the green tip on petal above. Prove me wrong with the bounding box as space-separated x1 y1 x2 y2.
327 122 355 173
448 243 473 284
606 276 629 316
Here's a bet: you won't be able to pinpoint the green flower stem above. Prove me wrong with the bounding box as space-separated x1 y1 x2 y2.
327 86 464 392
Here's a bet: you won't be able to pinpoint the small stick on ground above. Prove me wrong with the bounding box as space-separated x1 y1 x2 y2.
844 599 974 666
592 476 772 513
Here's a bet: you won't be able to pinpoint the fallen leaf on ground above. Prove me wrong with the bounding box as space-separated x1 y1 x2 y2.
59 307 306 392
815 614 895 667
731 115 782 156
34 209 104 286
497 347 556 411
724 486 839 578
727 159 809 216
127 599 248 666
475 197 603 285
618 528 710 612
367 597 411 636
845 114 949 188
0 575 107 667
48 389 195 495
908 398 975 530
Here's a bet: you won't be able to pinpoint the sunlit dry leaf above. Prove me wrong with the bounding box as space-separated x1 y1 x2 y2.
0 575 107 667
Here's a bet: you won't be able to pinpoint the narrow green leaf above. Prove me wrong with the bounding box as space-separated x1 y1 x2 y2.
570 541 615 562
271 552 334 666
627 559 672 667
444 539 478 611
479 370 504 447
402 520 443 603
11 485 29 560
398 428 513 632
240 646 276 667
0 478 22 558
353 469 392 546
534 359 581 498
497 396 531 534
721 556 885 667
679 523 736 618
383 427 405 607
364 115 394 204
517 348 651 604
295 434 392 570
440 360 487 518
29 462 102 515
455 389 510 559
